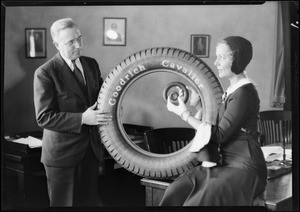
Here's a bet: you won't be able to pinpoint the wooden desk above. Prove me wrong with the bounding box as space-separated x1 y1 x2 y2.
265 172 292 211
140 178 171 206
263 143 293 210
141 142 293 208
141 171 292 210
4 133 44 201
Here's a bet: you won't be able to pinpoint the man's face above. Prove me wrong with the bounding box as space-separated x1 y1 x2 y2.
54 27 83 61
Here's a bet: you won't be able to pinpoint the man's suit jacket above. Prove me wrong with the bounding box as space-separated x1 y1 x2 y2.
34 52 104 167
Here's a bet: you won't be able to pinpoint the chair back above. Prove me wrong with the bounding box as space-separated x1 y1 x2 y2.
123 123 153 137
144 128 195 154
123 123 153 151
258 110 292 146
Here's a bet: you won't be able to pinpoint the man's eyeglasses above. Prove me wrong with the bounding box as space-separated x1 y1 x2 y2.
64 36 84 47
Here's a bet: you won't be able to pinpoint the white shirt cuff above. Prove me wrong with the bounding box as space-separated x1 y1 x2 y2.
189 122 212 152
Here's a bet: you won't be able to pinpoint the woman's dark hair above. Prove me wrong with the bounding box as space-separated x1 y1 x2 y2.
218 36 253 75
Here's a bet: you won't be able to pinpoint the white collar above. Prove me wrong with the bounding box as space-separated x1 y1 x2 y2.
222 77 256 101
60 53 80 70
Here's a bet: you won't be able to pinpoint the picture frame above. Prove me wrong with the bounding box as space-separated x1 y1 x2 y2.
190 34 209 58
103 18 126 46
25 28 46 58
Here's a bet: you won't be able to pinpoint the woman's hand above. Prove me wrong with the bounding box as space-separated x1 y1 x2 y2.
194 108 203 120
186 86 201 108
186 86 203 120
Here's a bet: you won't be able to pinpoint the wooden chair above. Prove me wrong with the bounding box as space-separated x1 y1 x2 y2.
123 123 153 151
257 111 292 208
123 123 153 136
143 128 195 154
258 110 292 146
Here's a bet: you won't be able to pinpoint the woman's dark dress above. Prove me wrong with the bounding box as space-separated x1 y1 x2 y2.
160 83 268 206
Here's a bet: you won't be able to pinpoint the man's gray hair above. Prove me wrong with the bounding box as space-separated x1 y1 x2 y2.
50 18 77 43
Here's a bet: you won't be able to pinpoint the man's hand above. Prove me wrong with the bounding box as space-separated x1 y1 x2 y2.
82 102 112 125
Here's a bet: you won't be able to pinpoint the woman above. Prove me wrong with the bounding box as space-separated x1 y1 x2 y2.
160 36 267 206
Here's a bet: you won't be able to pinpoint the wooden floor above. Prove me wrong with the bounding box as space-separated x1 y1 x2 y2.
2 168 146 210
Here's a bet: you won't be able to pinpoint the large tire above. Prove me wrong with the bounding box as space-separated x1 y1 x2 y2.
97 47 223 179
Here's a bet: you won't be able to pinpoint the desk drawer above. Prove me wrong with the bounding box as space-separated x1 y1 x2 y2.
5 153 44 173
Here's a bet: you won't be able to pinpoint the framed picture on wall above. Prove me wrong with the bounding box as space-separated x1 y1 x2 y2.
25 28 46 58
190 34 209 58
103 18 126 46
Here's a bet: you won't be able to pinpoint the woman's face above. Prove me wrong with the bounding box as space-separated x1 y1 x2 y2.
214 43 234 79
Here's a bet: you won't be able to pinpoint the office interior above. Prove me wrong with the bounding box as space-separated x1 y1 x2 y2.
1 1 299 211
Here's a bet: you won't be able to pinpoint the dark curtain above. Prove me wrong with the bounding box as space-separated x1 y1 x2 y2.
271 2 291 108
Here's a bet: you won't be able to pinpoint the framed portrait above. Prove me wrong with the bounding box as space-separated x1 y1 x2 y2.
103 18 126 46
190 34 210 58
25 28 46 58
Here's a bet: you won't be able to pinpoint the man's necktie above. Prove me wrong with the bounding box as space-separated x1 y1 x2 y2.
222 92 227 103
72 60 85 87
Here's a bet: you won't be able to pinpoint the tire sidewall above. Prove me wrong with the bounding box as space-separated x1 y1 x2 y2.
97 48 223 179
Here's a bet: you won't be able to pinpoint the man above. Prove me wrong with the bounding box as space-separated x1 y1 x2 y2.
33 18 112 207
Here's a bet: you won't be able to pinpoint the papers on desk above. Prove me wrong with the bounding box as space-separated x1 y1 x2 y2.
9 136 42 148
261 146 292 162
